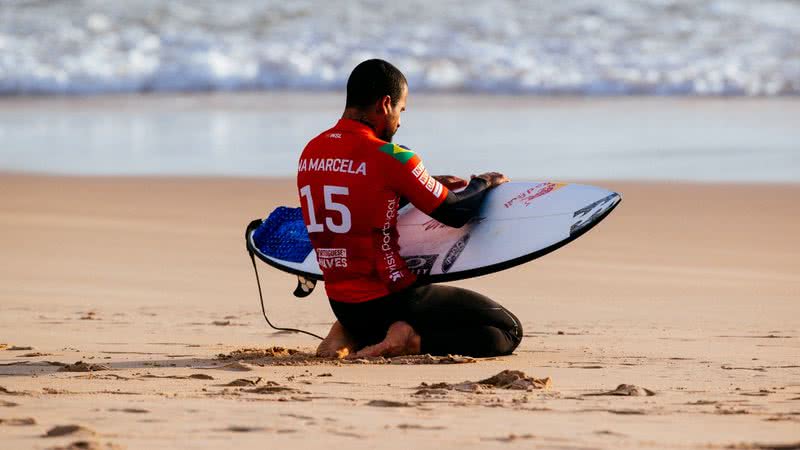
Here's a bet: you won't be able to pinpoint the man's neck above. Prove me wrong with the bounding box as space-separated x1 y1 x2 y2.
341 108 377 133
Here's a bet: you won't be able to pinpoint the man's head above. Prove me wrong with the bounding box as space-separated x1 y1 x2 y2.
344 59 408 142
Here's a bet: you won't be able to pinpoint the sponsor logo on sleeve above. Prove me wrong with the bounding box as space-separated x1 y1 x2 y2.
425 176 436 191
433 181 443 197
412 161 425 177
418 170 430 185
410 161 443 197
441 233 470 273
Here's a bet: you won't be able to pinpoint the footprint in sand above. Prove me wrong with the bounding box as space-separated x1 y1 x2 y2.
687 400 718 405
413 387 450 397
595 430 627 437
0 386 27 396
218 378 262 387
366 400 412 407
46 441 123 450
21 352 52 357
109 408 149 414
217 425 297 434
137 373 214 380
222 425 269 433
0 417 36 425
476 370 551 390
417 370 552 394
397 423 446 430
187 373 214 380
0 361 31 367
43 424 96 437
583 384 655 397
282 413 315 421
326 429 364 439
6 346 34 351
482 433 535 443
214 362 253 372
57 362 111 373
244 383 296 394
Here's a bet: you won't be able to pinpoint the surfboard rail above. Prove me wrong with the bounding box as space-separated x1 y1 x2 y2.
245 183 622 285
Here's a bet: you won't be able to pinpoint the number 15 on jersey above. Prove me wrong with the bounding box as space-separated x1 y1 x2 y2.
299 185 352 234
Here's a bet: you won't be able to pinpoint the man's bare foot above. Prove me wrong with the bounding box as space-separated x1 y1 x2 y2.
349 321 421 358
316 321 358 358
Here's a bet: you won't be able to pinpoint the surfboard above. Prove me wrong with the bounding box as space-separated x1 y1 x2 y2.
245 182 621 293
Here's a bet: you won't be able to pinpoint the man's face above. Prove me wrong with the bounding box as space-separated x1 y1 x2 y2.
381 84 407 142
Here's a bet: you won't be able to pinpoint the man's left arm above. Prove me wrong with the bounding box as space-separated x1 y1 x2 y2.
398 175 467 208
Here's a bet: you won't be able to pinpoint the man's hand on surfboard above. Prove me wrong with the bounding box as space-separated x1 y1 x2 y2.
433 175 468 190
472 172 510 188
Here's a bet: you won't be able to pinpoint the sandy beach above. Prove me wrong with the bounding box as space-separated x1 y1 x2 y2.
0 174 797 449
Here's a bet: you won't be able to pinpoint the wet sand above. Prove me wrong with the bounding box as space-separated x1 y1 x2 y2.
1 174 798 449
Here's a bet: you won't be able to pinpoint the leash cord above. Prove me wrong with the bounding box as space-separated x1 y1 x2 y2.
248 250 324 341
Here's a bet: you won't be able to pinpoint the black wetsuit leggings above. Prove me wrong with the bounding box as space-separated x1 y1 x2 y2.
329 285 523 358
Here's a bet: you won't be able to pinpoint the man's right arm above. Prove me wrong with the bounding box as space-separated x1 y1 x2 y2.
380 143 508 227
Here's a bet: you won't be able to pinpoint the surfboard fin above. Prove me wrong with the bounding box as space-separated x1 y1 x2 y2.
293 276 317 298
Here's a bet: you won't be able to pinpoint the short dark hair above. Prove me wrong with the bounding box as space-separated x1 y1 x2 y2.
345 59 407 109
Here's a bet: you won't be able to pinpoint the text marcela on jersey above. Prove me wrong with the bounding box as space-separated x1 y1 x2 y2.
298 158 367 176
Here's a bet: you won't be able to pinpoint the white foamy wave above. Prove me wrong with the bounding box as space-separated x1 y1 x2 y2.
1 0 799 96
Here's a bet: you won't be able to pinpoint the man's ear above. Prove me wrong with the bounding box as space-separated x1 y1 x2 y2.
378 95 392 114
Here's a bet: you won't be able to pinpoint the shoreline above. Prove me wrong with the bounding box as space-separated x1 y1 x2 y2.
2 94 798 183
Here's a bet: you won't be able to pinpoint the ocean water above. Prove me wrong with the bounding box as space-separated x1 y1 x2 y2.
2 1 798 182
1 94 798 182
1 0 799 96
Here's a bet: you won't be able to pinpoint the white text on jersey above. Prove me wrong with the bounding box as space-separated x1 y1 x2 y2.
298 158 367 176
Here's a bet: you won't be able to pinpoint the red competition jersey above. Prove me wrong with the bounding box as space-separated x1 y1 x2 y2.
297 119 449 303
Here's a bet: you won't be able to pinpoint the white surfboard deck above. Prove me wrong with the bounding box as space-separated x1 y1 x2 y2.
247 182 621 282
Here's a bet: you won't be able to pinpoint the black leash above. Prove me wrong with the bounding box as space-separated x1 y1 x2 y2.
248 249 324 341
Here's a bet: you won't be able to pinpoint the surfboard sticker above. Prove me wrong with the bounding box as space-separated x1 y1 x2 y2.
570 193 618 236
404 254 438 276
246 182 621 284
502 182 566 209
441 233 470 273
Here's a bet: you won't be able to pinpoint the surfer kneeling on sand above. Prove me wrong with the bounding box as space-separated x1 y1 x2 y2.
297 59 523 358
